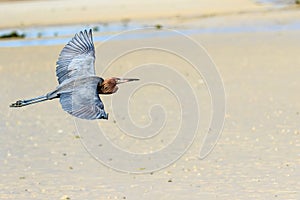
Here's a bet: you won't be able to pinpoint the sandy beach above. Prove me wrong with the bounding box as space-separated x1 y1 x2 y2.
0 0 269 28
0 0 299 199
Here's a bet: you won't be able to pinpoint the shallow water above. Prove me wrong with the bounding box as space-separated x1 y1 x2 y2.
255 0 297 6
0 19 300 48
0 22 141 47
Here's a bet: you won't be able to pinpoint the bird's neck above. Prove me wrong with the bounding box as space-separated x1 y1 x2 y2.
97 83 104 94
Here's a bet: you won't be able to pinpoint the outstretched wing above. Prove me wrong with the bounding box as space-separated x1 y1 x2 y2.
56 29 95 84
59 77 108 120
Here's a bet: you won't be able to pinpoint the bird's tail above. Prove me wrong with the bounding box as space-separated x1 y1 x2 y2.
10 95 48 108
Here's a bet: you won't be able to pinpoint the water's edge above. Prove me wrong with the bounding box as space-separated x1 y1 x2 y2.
0 18 299 47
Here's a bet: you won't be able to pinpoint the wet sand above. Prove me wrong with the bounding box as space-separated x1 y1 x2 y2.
0 1 300 200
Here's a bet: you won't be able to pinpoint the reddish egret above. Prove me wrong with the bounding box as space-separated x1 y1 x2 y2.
10 29 139 120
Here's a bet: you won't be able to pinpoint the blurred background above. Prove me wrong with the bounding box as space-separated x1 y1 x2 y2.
0 0 299 199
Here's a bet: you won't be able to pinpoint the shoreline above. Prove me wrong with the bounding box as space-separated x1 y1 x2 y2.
0 6 299 48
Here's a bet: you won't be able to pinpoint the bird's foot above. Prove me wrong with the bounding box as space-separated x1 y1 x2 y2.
10 100 25 107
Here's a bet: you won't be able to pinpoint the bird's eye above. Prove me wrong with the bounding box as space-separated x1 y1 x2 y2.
104 86 108 90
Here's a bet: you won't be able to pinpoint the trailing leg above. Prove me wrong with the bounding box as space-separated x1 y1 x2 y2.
10 95 49 107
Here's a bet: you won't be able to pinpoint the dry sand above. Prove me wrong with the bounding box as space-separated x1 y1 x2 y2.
0 0 269 29
0 0 299 199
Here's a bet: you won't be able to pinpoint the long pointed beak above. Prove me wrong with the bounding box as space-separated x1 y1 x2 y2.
116 78 139 84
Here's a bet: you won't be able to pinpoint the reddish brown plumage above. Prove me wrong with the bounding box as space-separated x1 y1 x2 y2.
97 77 139 94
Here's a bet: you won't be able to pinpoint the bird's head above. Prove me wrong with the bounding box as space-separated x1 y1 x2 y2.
98 77 139 94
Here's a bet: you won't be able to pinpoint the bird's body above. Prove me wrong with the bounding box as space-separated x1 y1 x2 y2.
10 29 138 120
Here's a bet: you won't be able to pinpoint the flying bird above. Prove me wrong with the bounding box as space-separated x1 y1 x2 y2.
10 29 139 120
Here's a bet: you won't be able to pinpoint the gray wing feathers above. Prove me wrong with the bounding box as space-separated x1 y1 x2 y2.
58 77 108 120
56 29 96 84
